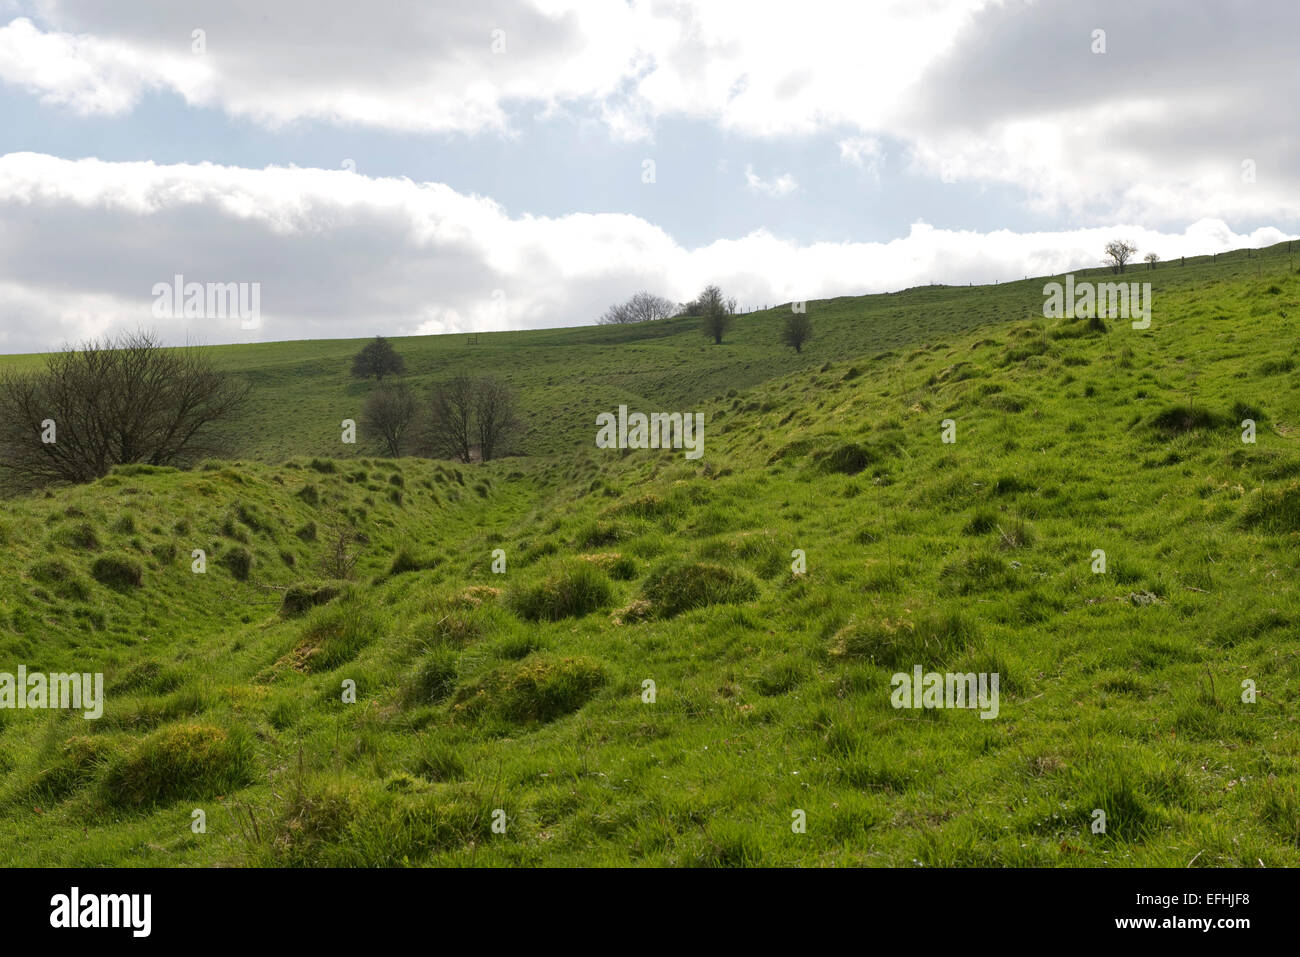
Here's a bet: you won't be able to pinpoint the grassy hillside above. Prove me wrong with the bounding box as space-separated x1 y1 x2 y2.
1 243 1298 866
3 242 1287 462
215 243 1300 461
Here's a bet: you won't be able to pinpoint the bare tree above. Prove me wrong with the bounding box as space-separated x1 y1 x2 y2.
1103 240 1138 274
426 375 521 463
1143 252 1160 270
0 331 248 491
362 382 416 457
350 336 406 381
599 302 633 325
428 374 476 463
782 312 813 353
698 285 737 344
599 291 677 325
474 377 520 462
633 292 677 323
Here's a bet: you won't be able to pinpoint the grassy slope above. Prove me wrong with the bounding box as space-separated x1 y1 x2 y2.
0 243 1276 461
0 243 1298 866
202 243 1300 461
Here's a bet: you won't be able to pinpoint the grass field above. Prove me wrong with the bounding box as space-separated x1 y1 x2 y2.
1 241 1298 866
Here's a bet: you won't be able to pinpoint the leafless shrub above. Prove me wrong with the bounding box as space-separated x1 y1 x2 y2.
0 330 248 491
319 515 361 580
599 291 677 325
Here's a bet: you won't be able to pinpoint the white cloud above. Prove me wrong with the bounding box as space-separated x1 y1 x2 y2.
743 164 798 197
0 153 1290 353
892 0 1300 224
4 1 1297 225
0 4 638 133
839 136 884 176
0 0 985 136
0 17 210 115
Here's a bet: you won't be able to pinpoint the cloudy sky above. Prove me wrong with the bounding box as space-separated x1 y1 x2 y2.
0 0 1295 352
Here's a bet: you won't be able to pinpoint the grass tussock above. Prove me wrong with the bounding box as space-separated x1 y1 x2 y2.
1148 404 1228 436
293 600 383 672
640 561 759 618
830 611 979 667
279 583 342 618
101 723 254 808
506 561 612 621
90 553 143 590
1240 482 1300 533
450 655 605 725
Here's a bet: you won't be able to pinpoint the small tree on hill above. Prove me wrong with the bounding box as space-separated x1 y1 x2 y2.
362 382 416 457
1143 252 1160 270
698 285 736 344
427 375 520 463
1103 240 1138 274
599 291 677 325
474 377 521 461
782 312 812 353
428 374 476 462
351 336 406 381
0 330 248 490
599 302 631 325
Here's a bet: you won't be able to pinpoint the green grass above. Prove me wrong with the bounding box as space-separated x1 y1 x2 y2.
505 560 613 621
0 242 1298 866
